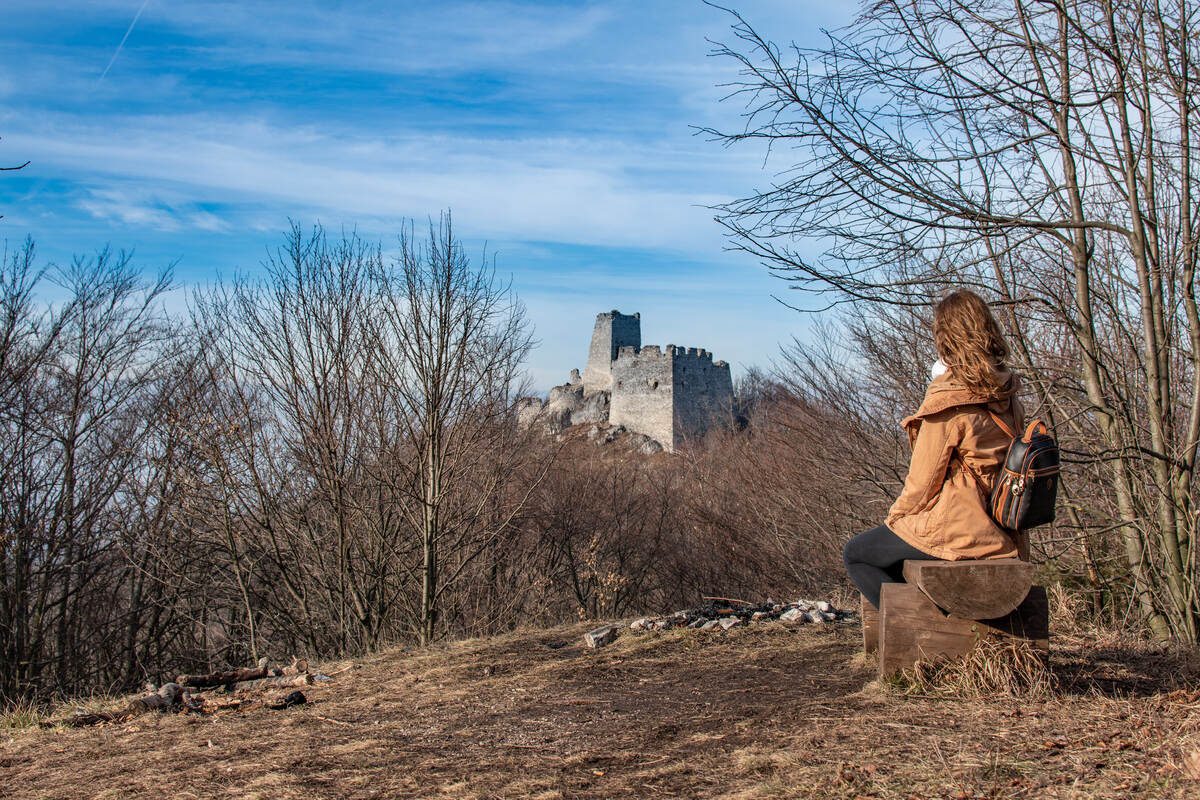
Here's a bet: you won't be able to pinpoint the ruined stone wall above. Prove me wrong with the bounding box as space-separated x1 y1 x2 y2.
608 344 733 451
582 310 640 394
609 345 675 448
670 348 734 450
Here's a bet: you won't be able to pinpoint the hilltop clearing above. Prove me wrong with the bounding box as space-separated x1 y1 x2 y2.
3 622 1199 799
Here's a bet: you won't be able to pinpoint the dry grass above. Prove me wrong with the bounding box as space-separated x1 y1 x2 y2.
888 637 1056 699
0 700 45 731
3 620 1200 799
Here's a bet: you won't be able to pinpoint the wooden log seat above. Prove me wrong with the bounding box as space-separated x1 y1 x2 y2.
876 559 1049 676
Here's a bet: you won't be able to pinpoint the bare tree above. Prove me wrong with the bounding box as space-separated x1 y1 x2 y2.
364 214 538 644
0 244 175 701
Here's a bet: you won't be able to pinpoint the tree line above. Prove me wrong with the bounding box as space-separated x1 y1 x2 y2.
0 219 860 706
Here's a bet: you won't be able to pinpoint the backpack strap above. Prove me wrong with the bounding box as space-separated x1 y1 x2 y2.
987 409 1016 439
1023 419 1048 441
988 406 1048 443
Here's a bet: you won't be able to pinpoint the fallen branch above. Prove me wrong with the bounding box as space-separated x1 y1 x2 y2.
178 657 272 688
310 714 351 726
232 673 313 691
43 683 188 728
701 596 755 606
280 657 309 676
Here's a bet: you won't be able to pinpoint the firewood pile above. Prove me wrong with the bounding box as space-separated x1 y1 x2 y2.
42 657 329 728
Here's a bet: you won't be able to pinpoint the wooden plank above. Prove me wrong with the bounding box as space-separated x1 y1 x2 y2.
878 583 1048 676
902 559 1034 619
861 595 879 655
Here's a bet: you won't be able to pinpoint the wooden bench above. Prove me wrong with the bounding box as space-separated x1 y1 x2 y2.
866 559 1048 677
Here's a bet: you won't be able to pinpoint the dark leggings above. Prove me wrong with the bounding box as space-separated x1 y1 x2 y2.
843 524 941 610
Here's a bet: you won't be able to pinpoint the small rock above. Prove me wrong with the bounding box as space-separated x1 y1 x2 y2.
816 601 833 613
267 690 306 710
584 624 621 648
699 619 720 631
820 611 836 622
718 616 740 630
630 617 652 631
805 610 827 624
780 608 807 623
687 618 708 629
751 611 769 622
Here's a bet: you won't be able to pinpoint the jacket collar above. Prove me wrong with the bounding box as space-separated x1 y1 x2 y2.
903 369 1018 428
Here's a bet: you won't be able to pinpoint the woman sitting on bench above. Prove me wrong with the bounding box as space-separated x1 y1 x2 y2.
843 289 1025 609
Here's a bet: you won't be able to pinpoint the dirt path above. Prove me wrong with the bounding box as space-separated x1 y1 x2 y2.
3 622 1198 799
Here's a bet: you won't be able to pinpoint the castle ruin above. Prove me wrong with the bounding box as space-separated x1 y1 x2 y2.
520 310 734 452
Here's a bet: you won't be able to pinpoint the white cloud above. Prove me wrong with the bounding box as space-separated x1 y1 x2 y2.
9 113 752 255
74 185 229 233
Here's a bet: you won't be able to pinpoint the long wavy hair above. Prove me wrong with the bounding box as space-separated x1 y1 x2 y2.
933 290 1012 398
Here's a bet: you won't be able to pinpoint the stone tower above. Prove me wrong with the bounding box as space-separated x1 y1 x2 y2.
582 310 640 394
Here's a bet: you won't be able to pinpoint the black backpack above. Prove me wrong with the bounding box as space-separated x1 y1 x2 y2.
980 412 1060 530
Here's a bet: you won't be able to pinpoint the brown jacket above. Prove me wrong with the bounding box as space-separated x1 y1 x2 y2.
885 370 1024 561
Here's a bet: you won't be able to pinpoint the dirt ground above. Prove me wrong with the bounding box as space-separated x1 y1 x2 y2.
4 620 1200 799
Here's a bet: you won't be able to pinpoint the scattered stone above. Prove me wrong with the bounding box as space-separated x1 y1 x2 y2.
625 596 856 636
584 624 622 648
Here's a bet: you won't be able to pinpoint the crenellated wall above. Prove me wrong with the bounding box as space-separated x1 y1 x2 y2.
608 341 734 451
609 344 676 447
670 349 734 449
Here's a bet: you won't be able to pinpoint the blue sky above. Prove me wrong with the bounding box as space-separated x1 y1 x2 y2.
0 0 856 391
